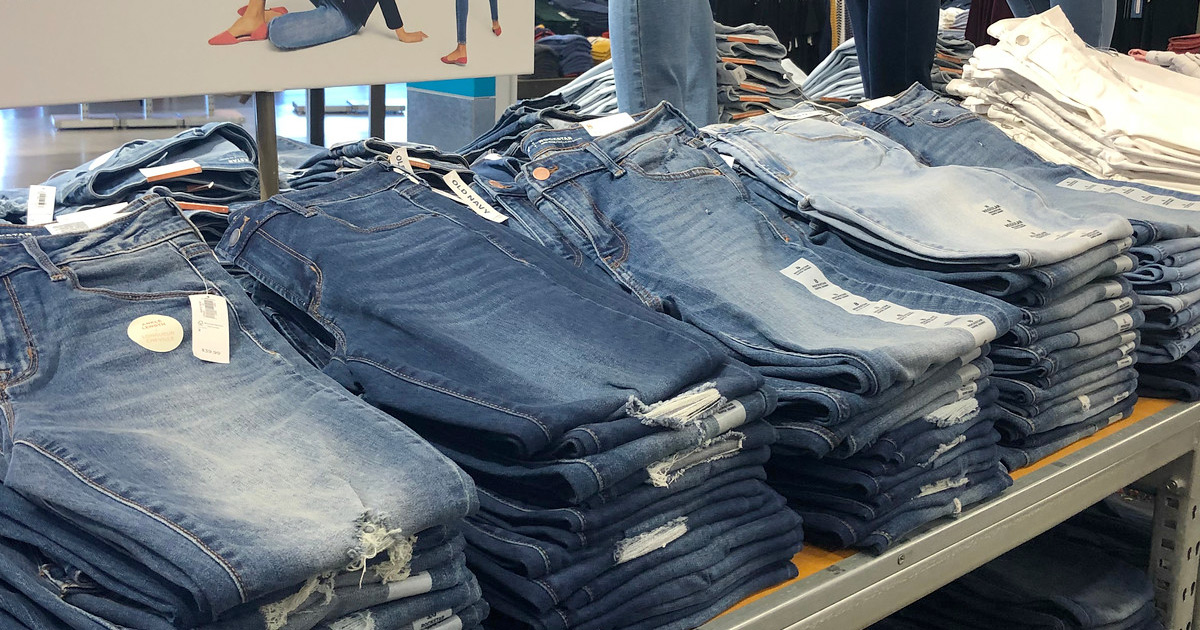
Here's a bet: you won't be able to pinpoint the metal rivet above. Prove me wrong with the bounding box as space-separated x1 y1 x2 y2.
532 167 552 181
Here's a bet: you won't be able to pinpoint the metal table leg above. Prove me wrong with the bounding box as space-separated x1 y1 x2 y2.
1150 447 1200 629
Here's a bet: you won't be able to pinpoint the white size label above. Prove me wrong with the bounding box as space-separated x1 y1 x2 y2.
1114 255 1135 273
443 171 507 223
779 258 997 344
773 108 824 121
1078 394 1092 412
389 147 412 172
1113 313 1136 333
127 314 184 353
975 200 1105 243
139 159 202 183
1117 356 1135 369
189 294 229 364
1116 237 1133 253
955 382 979 400
1113 391 1131 405
581 112 637 138
26 185 55 225
1057 177 1200 210
1119 331 1138 345
859 95 898 111
1112 297 1134 313
44 203 131 235
1102 280 1124 299
714 400 747 433
410 609 451 628
957 363 983 383
387 572 434 600
720 154 736 167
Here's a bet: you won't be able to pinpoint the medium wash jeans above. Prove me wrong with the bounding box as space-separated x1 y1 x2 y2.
0 195 477 623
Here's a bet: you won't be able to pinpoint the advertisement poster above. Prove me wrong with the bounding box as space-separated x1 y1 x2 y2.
0 0 534 108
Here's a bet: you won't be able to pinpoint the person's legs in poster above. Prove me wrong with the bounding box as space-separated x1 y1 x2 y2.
846 0 939 98
267 1 360 50
442 0 501 65
610 0 719 125
208 0 287 45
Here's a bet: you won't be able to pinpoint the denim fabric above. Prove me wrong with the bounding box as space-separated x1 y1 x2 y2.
704 103 1133 269
844 84 1200 235
1139 373 1200 402
459 97 588 162
0 195 476 621
1006 253 1136 308
311 580 487 630
513 104 1018 405
1138 332 1200 363
217 163 769 469
1132 237 1200 265
1000 396 1138 470
610 0 719 126
998 358 1136 406
40 123 258 213
288 139 470 192
846 0 940 98
993 331 1138 378
1001 293 1136 346
997 374 1138 438
1018 278 1130 326
864 393 1002 467
990 309 1144 366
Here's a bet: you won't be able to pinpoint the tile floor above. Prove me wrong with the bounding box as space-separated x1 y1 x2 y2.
0 86 408 189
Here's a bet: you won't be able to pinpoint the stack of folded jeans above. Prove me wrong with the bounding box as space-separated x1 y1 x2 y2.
714 23 806 122
284 138 470 192
1 123 260 222
459 95 590 162
930 33 974 94
871 525 1163 630
466 102 1024 552
801 39 864 100
215 161 803 630
551 60 619 116
948 8 1200 194
704 101 1138 476
0 194 482 630
1129 237 1200 400
841 84 1200 406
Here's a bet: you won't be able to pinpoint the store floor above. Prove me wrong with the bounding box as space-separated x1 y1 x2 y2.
0 85 408 189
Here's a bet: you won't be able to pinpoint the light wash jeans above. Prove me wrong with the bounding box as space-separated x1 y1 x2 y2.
610 0 719 125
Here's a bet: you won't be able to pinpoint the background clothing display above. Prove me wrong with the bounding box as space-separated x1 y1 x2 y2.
1005 0 1118 49
845 0 941 97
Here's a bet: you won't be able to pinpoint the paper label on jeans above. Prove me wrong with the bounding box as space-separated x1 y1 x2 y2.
442 171 507 223
1101 280 1124 300
1117 356 1135 369
1112 313 1136 333
1078 394 1092 412
189 294 229 363
139 159 202 183
1114 255 1135 274
1112 297 1134 313
26 185 55 225
44 204 131 235
389 147 412 172
580 112 636 138
1057 177 1200 211
127 315 184 353
780 258 997 344
956 363 983 384
958 346 983 365
720 154 736 168
1113 391 1132 405
975 201 1105 243
88 148 118 171
713 400 748 433
859 95 897 111
1107 411 1126 425
413 611 459 630
955 382 979 400
387 571 433 600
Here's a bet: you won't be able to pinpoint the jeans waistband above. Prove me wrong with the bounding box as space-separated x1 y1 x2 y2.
0 195 201 280
519 102 705 184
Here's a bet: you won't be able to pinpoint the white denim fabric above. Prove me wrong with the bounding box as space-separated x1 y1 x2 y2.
1144 51 1200 79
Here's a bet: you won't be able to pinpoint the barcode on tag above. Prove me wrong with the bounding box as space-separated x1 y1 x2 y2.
189 294 230 364
26 185 55 225
580 112 637 138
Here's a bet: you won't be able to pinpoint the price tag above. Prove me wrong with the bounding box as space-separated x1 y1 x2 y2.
411 610 455 630
389 147 412 172
580 112 637 138
127 314 184 353
190 294 230 364
443 171 507 223
26 185 55 225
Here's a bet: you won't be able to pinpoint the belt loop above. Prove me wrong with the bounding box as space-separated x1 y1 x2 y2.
584 143 626 178
20 238 65 281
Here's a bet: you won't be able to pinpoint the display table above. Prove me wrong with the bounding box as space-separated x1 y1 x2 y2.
702 398 1200 630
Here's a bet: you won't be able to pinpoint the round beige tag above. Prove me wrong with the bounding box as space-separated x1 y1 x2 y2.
127 315 184 353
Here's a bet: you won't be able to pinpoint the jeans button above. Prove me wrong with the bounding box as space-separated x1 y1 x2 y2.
1014 34 1030 46
228 227 242 246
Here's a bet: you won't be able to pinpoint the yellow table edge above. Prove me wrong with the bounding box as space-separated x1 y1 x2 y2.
717 397 1180 617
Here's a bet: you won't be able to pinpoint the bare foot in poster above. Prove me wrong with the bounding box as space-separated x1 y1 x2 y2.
395 27 428 43
209 2 286 45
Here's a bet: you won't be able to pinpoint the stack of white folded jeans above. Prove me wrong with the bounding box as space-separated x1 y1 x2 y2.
714 22 806 122
841 84 1200 406
704 101 1139 476
947 7 1200 195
